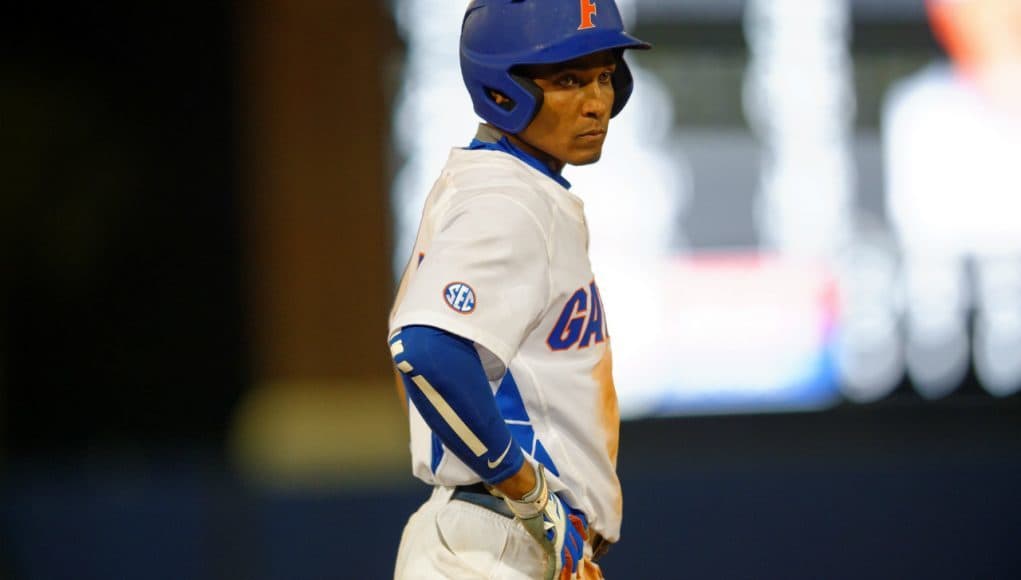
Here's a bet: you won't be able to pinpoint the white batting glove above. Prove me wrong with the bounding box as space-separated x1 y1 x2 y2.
500 464 588 580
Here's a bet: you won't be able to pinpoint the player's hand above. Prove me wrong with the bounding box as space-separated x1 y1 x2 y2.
500 464 588 580
523 492 587 580
556 504 589 580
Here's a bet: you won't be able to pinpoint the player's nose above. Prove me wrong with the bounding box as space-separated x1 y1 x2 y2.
580 81 612 118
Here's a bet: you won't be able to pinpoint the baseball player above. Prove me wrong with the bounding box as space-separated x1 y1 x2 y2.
388 1 649 578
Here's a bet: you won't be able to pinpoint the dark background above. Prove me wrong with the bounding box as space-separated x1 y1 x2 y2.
2 2 1019 579
2 2 245 453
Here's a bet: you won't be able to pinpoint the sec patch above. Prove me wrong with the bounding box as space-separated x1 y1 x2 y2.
443 282 476 314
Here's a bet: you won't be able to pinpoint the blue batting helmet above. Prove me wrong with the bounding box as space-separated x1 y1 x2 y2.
460 0 652 134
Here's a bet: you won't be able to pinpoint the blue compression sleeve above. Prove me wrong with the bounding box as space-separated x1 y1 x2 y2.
389 325 525 484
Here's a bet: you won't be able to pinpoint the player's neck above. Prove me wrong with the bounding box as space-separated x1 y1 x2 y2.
501 132 566 175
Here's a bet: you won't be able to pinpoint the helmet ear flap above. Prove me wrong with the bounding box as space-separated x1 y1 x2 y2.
467 68 544 134
610 51 635 118
508 72 545 123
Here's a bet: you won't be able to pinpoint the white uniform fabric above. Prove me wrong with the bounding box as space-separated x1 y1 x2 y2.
389 145 623 542
394 486 600 580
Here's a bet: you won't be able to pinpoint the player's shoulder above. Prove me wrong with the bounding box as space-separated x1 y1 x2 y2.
444 147 555 199
435 148 559 227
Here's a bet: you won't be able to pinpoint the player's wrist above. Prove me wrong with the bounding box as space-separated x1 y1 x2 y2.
490 458 538 501
500 463 549 519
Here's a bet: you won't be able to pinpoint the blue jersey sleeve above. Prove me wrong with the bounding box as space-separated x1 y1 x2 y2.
389 325 525 484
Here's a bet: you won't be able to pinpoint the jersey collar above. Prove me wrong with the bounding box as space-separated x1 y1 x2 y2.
466 124 572 190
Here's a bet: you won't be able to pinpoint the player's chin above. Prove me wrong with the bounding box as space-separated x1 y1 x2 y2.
565 145 604 166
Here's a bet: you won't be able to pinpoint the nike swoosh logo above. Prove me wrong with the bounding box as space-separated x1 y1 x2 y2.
487 441 513 469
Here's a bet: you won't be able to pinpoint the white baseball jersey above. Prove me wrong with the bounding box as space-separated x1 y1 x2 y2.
389 140 623 541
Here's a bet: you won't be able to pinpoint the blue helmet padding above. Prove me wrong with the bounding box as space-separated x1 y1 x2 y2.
460 0 651 134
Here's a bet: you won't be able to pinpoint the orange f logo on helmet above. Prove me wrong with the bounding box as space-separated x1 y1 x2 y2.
578 0 598 30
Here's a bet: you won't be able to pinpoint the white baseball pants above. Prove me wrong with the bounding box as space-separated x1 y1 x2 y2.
394 486 604 579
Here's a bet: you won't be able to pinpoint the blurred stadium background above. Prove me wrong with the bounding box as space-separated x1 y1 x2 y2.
3 0 1020 578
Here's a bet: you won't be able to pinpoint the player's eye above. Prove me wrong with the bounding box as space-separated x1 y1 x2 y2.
598 71 613 84
556 74 580 88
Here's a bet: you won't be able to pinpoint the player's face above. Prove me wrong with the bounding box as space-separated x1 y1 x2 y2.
513 51 618 170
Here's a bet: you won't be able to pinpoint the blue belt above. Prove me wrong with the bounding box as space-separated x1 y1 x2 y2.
451 483 514 518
